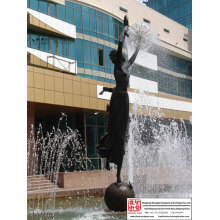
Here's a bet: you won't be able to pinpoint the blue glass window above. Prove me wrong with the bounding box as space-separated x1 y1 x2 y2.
49 3 56 17
96 11 103 17
114 23 119 39
57 4 66 21
58 39 67 57
30 0 39 11
104 47 110 69
31 34 39 49
91 42 97 47
40 36 49 52
82 11 90 30
91 47 98 66
90 14 97 31
50 39 57 54
103 19 109 36
66 6 74 24
83 44 91 64
82 5 89 12
109 21 114 38
76 44 83 63
97 16 103 33
66 1 74 8
74 3 82 9
39 0 48 14
75 8 82 28
68 41 75 59
76 39 83 44
27 33 31 47
89 8 96 14
27 0 30 8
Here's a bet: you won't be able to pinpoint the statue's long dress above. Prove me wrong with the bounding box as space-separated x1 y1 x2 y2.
97 53 129 166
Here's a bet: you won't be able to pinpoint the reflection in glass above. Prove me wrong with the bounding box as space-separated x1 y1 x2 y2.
97 16 103 33
58 39 67 57
103 19 109 36
39 0 48 14
83 44 91 64
49 3 56 17
68 41 75 59
82 11 90 30
40 36 49 52
31 34 39 49
76 43 83 63
91 47 98 66
57 4 66 21
75 8 82 28
90 14 96 32
50 39 57 54
30 0 39 11
66 6 74 24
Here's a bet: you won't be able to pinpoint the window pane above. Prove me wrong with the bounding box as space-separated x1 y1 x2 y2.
104 47 110 68
98 49 104 66
76 44 83 62
39 0 48 14
50 39 57 54
90 14 97 32
103 19 108 36
49 3 56 17
109 21 114 38
74 3 82 9
86 126 97 157
27 33 31 47
66 1 74 8
82 11 90 30
97 16 103 33
119 23 123 35
31 34 39 49
30 0 39 11
91 47 98 65
75 8 82 28
82 5 89 12
57 4 65 21
68 41 75 59
27 0 30 8
58 39 67 57
66 6 74 24
114 23 119 39
40 36 49 52
83 44 91 64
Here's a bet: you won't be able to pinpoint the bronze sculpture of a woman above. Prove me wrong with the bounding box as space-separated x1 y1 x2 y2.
97 16 140 183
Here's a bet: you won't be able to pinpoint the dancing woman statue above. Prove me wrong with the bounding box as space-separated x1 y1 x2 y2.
97 16 140 183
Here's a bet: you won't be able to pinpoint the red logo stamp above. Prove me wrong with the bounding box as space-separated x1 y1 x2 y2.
128 199 141 211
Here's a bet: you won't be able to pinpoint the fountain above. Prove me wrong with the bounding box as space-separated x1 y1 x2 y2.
27 19 192 219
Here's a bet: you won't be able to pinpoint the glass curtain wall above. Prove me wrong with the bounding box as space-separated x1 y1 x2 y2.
28 0 124 44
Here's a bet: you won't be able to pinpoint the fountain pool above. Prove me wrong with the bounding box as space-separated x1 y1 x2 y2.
27 197 126 220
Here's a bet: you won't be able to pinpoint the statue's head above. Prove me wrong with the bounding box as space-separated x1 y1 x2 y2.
109 50 125 64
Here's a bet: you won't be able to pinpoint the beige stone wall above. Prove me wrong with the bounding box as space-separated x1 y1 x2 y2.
27 65 191 120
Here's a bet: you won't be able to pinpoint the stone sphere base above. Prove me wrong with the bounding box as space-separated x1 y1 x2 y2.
104 182 135 211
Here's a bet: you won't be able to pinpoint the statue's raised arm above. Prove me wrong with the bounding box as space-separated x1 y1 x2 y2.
116 16 129 59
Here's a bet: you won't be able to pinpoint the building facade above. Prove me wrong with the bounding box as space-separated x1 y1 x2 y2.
27 0 192 173
146 0 192 30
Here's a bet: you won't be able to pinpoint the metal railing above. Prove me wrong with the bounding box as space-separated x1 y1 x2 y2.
47 55 76 74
